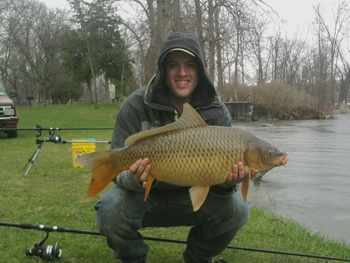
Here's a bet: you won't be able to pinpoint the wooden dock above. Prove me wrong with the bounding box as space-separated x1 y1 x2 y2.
224 101 253 121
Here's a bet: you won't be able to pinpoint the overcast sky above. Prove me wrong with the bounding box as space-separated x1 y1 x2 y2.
40 0 349 49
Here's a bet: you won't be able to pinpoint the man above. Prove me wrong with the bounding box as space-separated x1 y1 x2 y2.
94 32 255 263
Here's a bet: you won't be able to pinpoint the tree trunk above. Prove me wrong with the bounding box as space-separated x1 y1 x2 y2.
214 3 224 97
208 0 215 82
144 0 171 83
120 59 125 97
85 34 98 109
105 74 112 104
194 0 206 61
257 43 264 85
86 78 94 104
338 69 350 106
144 0 157 83
233 17 241 100
173 0 184 32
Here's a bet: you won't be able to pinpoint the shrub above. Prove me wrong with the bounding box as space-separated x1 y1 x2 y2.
222 83 253 101
252 82 318 120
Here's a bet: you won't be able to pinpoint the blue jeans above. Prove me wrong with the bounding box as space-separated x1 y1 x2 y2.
94 186 249 263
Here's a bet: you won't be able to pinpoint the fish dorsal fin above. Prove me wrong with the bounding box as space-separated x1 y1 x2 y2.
125 103 207 146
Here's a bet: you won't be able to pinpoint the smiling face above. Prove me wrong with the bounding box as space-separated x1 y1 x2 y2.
164 51 199 110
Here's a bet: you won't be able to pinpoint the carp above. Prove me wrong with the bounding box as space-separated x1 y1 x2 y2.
77 103 289 211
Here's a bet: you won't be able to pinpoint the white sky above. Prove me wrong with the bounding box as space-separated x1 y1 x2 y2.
40 0 345 34
265 0 342 36
42 0 69 9
40 0 349 54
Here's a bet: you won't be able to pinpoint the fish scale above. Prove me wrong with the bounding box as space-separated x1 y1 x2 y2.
77 103 289 211
125 126 241 186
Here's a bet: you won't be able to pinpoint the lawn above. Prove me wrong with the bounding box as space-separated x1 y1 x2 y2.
0 103 349 263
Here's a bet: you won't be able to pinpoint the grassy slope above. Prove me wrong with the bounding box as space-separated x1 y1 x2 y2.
0 104 349 263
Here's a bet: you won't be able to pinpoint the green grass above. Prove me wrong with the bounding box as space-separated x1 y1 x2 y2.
1 104 350 263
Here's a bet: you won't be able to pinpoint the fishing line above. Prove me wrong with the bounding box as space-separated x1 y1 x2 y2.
1 221 349 262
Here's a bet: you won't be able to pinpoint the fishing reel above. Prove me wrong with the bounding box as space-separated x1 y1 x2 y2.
25 232 62 261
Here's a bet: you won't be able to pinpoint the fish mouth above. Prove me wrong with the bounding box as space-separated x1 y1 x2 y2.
279 154 289 165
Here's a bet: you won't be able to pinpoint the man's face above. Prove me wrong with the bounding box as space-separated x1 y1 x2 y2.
164 51 198 103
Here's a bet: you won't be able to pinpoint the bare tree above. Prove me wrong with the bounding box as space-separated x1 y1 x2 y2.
337 52 350 106
173 0 185 32
214 1 224 96
268 33 282 82
2 0 67 104
249 18 268 85
142 0 172 83
194 0 206 61
115 0 350 114
207 0 215 81
314 1 349 105
313 15 331 117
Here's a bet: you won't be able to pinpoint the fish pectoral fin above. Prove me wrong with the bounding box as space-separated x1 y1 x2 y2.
189 186 210 212
240 167 251 201
144 175 156 201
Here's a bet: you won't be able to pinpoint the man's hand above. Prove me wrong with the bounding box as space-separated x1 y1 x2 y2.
129 158 151 189
221 162 258 187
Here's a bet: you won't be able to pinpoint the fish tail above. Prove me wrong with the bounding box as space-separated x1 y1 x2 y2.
76 150 125 197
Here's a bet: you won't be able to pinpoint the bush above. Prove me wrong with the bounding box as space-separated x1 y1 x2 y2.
222 83 253 101
335 104 350 114
252 82 319 120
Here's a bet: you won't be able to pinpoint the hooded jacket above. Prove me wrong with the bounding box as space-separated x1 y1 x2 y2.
111 32 232 192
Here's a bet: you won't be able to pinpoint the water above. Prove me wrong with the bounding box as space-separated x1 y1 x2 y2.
232 113 350 245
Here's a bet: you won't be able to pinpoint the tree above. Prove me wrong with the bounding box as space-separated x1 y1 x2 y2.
249 18 268 85
314 1 349 105
113 0 348 115
0 0 68 105
59 28 94 102
214 1 224 95
65 0 134 106
194 0 206 62
337 54 350 107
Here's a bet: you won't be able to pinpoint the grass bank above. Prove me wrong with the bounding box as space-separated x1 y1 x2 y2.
0 104 349 263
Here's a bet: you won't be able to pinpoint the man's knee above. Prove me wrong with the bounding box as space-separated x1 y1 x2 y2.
94 187 145 235
231 191 250 229
200 191 250 238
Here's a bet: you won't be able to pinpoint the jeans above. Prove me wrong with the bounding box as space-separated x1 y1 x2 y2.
94 186 250 263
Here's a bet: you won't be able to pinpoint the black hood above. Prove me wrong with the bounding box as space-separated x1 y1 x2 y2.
145 32 218 110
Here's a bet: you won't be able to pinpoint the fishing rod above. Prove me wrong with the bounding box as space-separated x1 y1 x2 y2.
1 221 349 262
0 127 114 132
22 124 112 176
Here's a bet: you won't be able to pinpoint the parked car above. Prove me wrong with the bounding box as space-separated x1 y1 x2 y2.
0 81 19 138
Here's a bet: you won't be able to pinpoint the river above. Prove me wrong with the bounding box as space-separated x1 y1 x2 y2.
232 113 350 245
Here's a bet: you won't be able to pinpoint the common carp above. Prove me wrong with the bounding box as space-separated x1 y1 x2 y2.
77 103 289 211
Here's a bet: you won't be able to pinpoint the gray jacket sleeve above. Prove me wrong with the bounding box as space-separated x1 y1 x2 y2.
199 101 232 128
110 99 144 192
